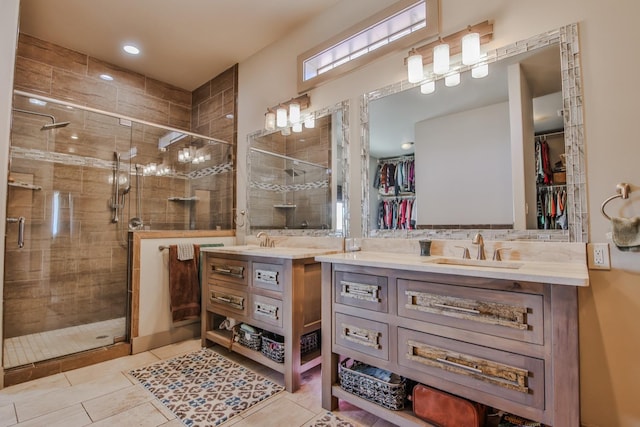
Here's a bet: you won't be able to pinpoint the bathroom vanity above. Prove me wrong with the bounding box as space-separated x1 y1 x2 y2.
200 245 340 392
317 248 588 427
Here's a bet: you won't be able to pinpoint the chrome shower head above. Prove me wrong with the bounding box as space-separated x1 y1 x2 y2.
41 121 70 131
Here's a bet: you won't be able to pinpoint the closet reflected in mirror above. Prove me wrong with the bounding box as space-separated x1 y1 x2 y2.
247 101 348 236
362 24 586 242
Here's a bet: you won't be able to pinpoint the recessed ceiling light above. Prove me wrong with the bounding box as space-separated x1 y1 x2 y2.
100 74 114 81
29 98 47 106
71 135 79 140
225 114 234 119
401 142 414 150
123 44 140 55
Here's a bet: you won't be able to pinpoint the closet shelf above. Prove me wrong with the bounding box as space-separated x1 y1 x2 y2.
9 181 42 191
273 204 297 209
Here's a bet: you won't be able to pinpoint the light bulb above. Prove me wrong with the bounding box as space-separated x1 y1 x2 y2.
289 102 301 124
292 122 303 133
281 127 291 136
407 51 424 83
445 72 460 87
462 32 481 65
433 43 450 75
472 63 489 78
420 81 435 94
264 111 276 131
276 106 287 128
304 113 315 128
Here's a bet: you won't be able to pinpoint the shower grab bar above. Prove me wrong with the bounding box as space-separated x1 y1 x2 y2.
6 217 25 248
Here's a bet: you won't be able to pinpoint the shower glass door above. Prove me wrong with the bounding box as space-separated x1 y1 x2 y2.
3 94 131 369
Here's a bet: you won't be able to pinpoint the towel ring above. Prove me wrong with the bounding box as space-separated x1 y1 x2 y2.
601 183 631 220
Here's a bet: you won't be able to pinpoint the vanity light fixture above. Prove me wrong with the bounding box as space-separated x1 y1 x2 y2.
292 122 303 133
433 42 450 75
404 20 493 92
263 94 311 134
444 72 460 87
303 113 315 129
420 80 435 94
407 49 424 83
461 31 481 65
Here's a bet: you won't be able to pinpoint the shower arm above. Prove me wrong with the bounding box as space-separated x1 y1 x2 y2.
12 108 55 123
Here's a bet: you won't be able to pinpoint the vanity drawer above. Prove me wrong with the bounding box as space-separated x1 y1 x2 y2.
397 327 544 409
208 257 248 287
207 285 248 317
397 279 544 345
334 271 388 312
252 262 284 293
334 312 389 362
251 294 283 329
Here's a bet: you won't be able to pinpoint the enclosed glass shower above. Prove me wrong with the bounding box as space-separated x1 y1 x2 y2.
3 93 234 369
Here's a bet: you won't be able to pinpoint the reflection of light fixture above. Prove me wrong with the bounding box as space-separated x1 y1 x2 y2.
420 80 435 94
407 49 424 83
461 31 480 65
472 62 489 78
276 106 287 128
445 72 460 87
289 102 301 124
433 43 450 75
304 113 315 129
292 122 303 133
100 74 114 81
281 126 291 136
264 110 276 131
401 141 414 150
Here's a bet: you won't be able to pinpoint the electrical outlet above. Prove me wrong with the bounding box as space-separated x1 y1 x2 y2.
587 243 611 270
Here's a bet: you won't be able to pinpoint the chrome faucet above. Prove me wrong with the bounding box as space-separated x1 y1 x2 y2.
472 233 485 260
256 231 274 247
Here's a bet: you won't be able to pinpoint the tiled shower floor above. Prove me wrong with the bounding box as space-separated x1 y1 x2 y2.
3 317 126 368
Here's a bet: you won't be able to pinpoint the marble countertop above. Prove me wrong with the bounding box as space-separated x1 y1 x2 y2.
315 251 589 287
200 245 341 260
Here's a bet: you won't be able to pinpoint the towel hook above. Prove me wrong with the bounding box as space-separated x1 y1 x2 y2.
601 183 631 220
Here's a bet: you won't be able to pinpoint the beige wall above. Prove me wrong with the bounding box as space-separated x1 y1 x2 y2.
237 1 640 425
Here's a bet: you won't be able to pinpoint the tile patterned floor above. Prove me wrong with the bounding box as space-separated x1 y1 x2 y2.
2 318 126 369
0 339 397 427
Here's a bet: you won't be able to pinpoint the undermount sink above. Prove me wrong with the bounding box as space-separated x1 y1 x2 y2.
424 257 524 269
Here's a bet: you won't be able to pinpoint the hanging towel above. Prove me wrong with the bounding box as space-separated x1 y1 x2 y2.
169 244 201 322
177 243 194 260
611 217 640 251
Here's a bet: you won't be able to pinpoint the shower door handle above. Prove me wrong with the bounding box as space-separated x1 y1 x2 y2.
6 216 25 248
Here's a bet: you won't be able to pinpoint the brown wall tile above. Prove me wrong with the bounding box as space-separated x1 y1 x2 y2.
52 69 118 111
13 56 53 94
116 87 169 125
146 78 191 107
87 57 146 92
18 34 88 75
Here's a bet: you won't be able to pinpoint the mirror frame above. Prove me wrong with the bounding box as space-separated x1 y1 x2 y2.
361 23 586 242
247 100 350 237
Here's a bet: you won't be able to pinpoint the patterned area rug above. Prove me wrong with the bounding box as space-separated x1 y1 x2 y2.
129 348 284 426
305 412 356 427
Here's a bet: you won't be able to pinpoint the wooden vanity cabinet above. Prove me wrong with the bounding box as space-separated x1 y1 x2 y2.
321 262 579 427
201 252 322 392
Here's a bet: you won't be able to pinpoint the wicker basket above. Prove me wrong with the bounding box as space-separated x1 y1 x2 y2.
261 331 320 363
339 359 406 410
236 325 262 351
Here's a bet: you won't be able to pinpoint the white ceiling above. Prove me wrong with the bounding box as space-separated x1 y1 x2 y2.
18 0 342 91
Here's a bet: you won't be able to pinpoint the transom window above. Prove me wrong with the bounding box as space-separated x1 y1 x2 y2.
297 0 439 92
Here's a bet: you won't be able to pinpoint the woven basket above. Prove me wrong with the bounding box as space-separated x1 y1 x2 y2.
339 359 406 410
261 331 320 363
236 326 262 351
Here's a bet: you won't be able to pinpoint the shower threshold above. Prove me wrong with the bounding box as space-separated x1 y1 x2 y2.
3 317 126 369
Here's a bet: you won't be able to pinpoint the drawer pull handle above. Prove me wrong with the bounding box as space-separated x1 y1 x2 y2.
255 269 279 284
213 265 244 278
433 303 480 314
436 357 483 374
255 302 279 320
340 281 380 303
210 292 244 310
341 324 381 349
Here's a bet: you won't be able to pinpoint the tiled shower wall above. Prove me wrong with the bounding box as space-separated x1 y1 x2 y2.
5 34 237 338
249 115 331 229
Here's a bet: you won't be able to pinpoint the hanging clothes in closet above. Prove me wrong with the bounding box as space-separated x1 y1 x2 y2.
377 197 416 230
373 156 415 196
537 186 568 230
535 136 554 185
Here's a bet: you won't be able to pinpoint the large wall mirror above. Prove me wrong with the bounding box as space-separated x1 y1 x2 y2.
247 100 349 236
361 24 586 242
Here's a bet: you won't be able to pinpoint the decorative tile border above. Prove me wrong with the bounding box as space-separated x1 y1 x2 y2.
249 180 329 193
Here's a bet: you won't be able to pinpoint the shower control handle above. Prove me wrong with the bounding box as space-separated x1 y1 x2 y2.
6 216 25 248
